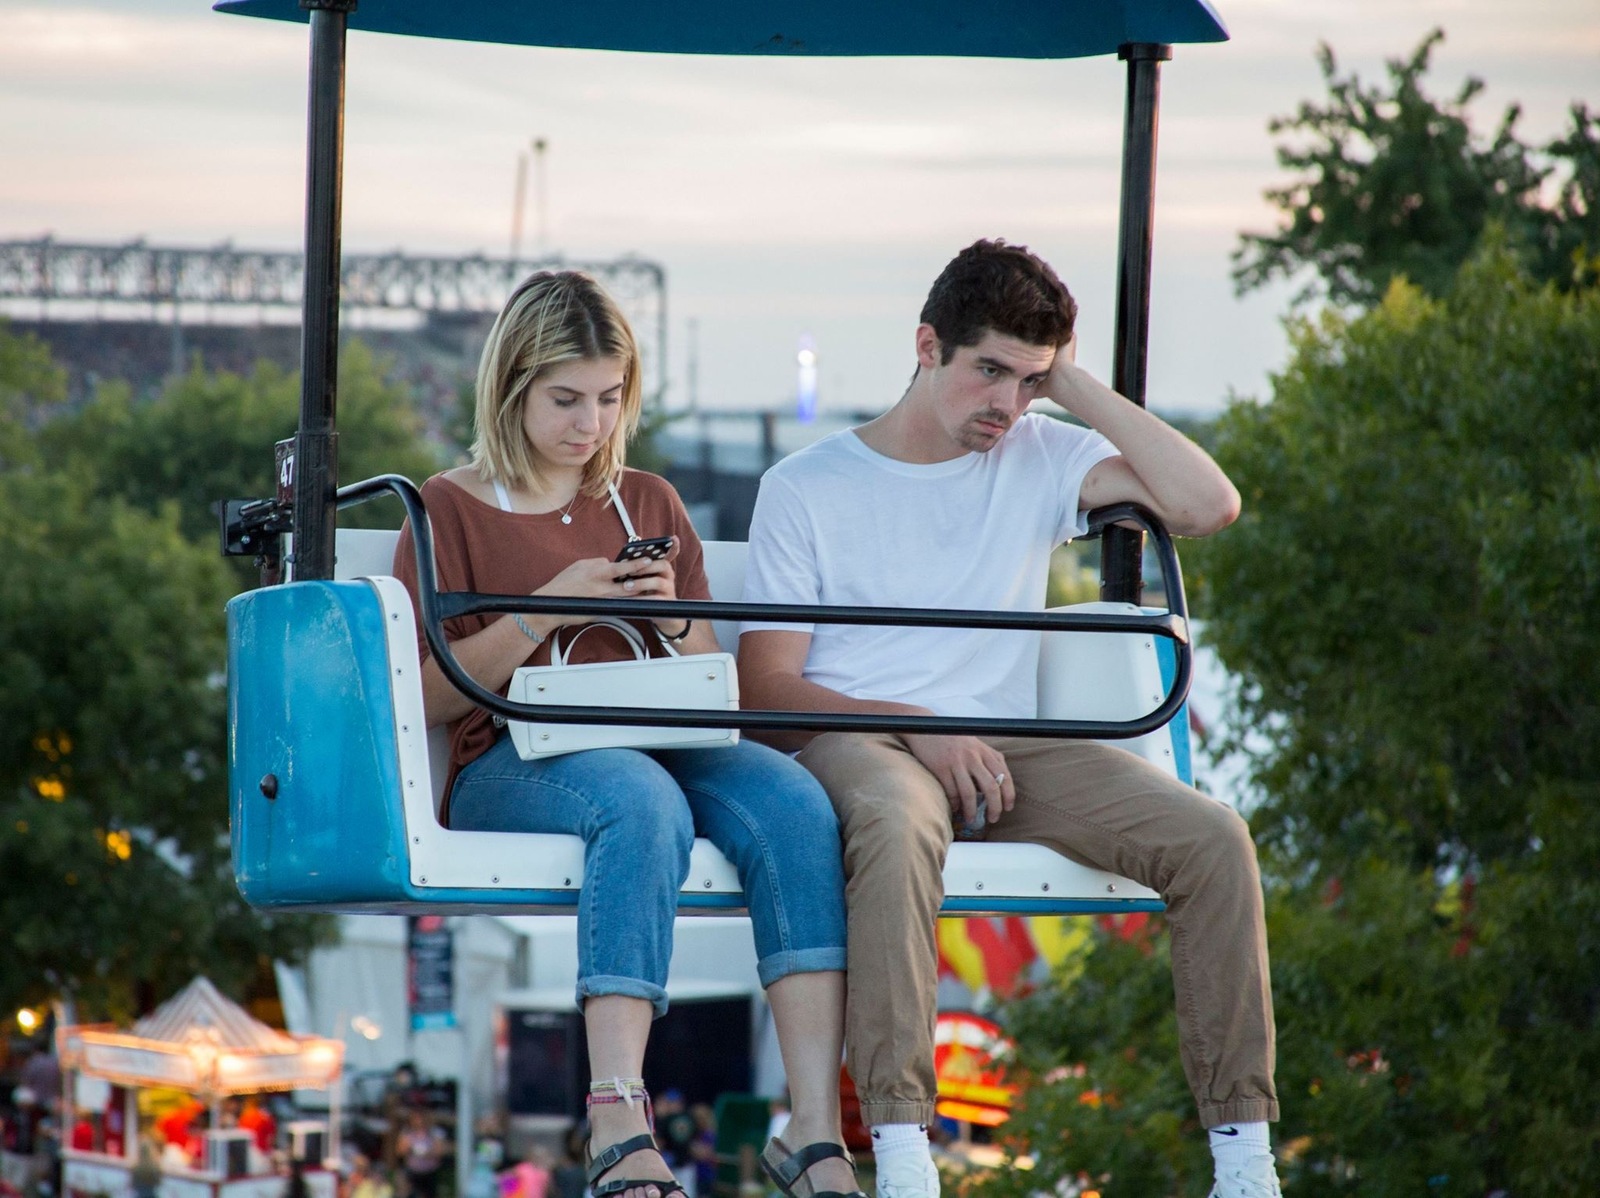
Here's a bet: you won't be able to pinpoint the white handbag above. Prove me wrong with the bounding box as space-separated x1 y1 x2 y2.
507 619 739 760
503 483 739 761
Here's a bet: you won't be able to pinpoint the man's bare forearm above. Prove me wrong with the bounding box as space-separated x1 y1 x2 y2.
1051 363 1240 536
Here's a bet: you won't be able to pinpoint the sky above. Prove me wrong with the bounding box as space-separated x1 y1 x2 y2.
1 1 1596 416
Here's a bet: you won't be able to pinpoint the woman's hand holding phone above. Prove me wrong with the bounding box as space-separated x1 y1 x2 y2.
532 550 677 621
518 536 681 646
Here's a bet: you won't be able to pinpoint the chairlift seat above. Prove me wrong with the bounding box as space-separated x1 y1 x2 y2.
227 528 1185 915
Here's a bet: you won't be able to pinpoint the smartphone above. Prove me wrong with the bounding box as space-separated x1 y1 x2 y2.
955 798 988 841
615 535 675 563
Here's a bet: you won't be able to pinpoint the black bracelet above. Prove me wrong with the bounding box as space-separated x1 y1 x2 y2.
655 619 693 644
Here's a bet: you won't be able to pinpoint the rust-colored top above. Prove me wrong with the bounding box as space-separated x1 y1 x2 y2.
393 469 710 816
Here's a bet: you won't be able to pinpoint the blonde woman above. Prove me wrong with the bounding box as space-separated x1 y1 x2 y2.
393 273 859 1198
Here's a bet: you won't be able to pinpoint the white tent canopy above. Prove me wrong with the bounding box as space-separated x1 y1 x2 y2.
57 976 344 1097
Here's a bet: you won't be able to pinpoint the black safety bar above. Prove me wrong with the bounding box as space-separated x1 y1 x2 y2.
336 474 1193 740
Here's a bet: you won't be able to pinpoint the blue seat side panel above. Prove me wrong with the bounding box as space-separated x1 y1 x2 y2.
1153 636 1194 786
229 582 413 906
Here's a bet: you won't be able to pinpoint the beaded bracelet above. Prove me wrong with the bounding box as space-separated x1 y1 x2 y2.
654 619 692 644
588 1077 649 1114
513 614 545 645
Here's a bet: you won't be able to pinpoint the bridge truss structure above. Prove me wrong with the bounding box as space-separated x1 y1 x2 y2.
0 237 668 402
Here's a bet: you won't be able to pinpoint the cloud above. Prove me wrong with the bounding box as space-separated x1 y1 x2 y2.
0 5 295 75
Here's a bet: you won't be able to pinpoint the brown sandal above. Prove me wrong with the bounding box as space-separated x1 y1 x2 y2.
759 1137 868 1198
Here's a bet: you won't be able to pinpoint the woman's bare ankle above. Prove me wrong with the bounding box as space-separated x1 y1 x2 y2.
768 1117 857 1195
777 1110 844 1148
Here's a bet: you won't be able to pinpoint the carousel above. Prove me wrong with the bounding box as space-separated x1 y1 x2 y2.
53 978 344 1198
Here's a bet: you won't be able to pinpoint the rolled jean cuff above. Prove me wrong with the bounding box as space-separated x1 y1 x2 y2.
577 974 670 1020
859 1098 936 1127
1199 1098 1280 1128
756 946 848 989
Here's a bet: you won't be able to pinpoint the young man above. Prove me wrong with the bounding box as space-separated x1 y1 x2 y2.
738 240 1281 1198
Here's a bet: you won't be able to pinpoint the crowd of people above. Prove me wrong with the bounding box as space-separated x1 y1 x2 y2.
454 1092 723 1198
343 1092 737 1198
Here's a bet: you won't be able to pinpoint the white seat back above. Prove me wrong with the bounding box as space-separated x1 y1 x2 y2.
1039 602 1184 775
334 527 405 580
334 529 452 817
699 540 748 653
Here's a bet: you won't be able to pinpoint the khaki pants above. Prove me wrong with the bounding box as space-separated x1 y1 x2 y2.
797 732 1278 1130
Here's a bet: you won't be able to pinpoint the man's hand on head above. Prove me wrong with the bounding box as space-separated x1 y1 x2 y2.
1041 324 1242 537
902 734 1015 831
1042 331 1100 417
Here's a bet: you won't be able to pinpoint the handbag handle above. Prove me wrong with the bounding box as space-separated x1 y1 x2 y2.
544 483 685 667
549 617 682 667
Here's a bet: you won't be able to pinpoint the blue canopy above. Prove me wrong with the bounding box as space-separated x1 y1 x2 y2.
213 0 1227 59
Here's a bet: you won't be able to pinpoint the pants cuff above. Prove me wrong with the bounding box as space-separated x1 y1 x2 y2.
859 1099 936 1127
757 946 848 989
577 974 670 1020
1199 1098 1279 1128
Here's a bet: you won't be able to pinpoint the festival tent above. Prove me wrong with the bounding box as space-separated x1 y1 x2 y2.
48 978 344 1198
56 976 344 1100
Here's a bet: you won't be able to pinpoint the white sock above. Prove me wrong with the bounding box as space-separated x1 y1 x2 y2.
869 1123 929 1158
1208 1121 1271 1173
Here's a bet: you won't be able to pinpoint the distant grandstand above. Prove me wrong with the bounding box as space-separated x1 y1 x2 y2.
0 237 668 439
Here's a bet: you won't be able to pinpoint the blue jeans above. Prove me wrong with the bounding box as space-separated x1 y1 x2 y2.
450 734 848 1016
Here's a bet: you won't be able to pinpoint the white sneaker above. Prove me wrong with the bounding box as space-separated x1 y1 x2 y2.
873 1148 940 1198
1208 1154 1282 1198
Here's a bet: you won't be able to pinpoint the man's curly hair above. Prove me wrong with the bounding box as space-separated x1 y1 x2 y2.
919 239 1078 362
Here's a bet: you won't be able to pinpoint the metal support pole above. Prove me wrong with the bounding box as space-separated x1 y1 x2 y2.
510 151 528 261
328 1078 342 1170
63 1068 76 1158
653 260 668 410
532 136 549 250
292 0 356 581
455 1025 472 1198
124 1086 138 1163
1102 42 1171 606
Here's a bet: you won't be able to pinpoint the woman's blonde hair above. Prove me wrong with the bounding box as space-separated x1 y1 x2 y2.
469 270 643 497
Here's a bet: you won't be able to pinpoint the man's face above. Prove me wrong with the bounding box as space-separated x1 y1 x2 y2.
918 327 1058 453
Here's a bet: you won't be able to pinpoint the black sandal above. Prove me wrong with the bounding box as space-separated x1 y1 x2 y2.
586 1133 685 1198
585 1079 685 1198
759 1137 868 1198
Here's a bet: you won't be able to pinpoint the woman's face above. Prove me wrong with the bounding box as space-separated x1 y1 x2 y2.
520 355 627 476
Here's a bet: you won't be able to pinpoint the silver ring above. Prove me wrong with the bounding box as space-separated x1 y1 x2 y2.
994 773 1006 785
623 579 635 591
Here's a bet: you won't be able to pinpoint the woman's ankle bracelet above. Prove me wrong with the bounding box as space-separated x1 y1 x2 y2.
587 1076 651 1117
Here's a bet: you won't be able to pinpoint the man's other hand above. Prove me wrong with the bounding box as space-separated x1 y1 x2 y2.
902 734 1015 831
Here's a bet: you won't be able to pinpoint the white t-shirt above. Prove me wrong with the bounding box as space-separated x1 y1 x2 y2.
741 413 1119 718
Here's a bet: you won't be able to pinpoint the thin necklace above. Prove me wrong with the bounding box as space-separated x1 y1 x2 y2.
556 490 579 524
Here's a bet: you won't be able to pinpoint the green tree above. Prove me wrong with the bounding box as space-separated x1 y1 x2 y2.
1 326 358 1020
40 338 445 552
973 249 1600 1196
1204 247 1600 871
1233 30 1600 306
0 320 67 467
0 468 330 1021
